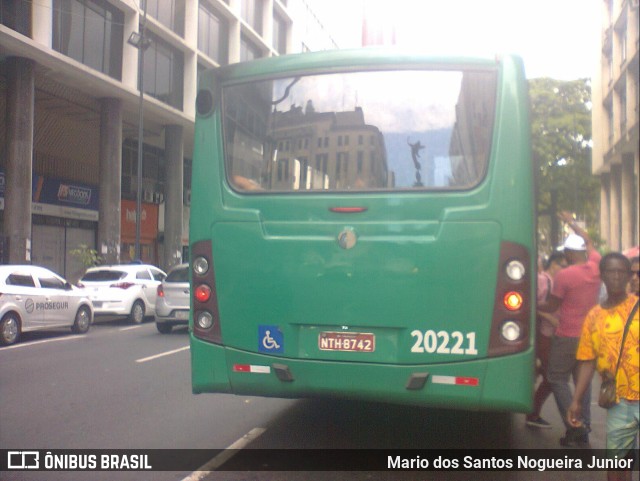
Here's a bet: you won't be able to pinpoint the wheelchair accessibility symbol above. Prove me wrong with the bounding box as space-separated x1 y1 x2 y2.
258 325 284 353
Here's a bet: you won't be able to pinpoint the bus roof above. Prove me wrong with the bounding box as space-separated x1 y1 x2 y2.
203 49 516 83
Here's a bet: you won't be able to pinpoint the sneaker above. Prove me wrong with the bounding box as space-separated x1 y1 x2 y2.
559 428 589 447
526 416 552 429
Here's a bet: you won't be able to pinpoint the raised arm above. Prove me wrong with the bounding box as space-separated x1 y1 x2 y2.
558 211 594 252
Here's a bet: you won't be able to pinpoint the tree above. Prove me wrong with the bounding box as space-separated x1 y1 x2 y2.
529 78 600 252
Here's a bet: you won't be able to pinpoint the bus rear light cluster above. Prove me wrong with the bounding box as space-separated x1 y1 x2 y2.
191 240 222 344
488 242 531 356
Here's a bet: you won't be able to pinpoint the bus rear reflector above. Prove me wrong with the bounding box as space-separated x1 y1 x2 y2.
233 364 271 374
431 375 479 386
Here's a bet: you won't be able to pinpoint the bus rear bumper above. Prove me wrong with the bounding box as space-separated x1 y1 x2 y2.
191 336 534 412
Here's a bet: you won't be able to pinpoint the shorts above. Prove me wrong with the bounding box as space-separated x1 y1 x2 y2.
606 399 640 459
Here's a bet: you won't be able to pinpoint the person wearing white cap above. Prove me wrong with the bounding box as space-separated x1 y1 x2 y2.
538 211 602 447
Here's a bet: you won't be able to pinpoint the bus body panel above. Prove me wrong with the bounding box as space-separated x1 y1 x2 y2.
211 220 500 364
190 49 534 412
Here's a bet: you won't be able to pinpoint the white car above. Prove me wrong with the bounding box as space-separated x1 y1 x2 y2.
78 264 166 323
0 265 93 346
155 263 190 334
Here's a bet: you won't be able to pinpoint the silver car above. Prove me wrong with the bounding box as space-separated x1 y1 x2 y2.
155 263 189 334
0 265 93 346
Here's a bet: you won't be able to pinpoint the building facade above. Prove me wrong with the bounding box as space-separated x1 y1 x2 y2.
592 0 639 251
0 0 333 280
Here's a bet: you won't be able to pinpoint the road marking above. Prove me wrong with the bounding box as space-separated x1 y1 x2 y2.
119 325 143 331
0 336 84 351
181 427 267 481
135 345 190 363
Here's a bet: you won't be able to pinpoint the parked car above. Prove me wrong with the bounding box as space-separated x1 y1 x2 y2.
155 263 190 334
78 264 166 323
0 265 93 346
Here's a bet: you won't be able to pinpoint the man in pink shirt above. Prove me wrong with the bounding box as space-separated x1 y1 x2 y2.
538 212 601 446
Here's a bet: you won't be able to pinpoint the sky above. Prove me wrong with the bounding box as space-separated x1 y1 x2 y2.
307 0 600 80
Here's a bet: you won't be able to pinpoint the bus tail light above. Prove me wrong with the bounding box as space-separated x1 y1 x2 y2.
488 241 531 357
503 291 523 311
191 240 222 344
194 284 211 303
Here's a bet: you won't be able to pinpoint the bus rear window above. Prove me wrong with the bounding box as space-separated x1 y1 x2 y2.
222 69 497 193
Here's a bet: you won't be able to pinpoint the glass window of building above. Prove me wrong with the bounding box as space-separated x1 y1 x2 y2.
143 33 184 110
52 0 123 80
198 2 229 65
122 140 165 199
240 0 263 34
240 35 262 62
272 13 287 54
142 0 185 37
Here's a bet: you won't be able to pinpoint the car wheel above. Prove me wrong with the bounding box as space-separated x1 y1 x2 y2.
0 313 21 346
156 322 173 334
72 306 91 334
129 300 145 324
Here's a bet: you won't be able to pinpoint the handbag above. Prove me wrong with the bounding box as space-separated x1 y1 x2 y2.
598 299 639 408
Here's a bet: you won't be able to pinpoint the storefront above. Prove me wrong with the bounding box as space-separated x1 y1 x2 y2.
0 170 99 282
120 200 159 265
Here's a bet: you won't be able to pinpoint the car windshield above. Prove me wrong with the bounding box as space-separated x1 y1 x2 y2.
81 270 126 282
165 267 188 283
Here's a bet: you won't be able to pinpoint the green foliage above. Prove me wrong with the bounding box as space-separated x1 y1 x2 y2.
70 244 103 268
529 78 600 251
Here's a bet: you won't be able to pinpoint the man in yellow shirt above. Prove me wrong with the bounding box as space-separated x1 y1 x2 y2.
568 252 639 481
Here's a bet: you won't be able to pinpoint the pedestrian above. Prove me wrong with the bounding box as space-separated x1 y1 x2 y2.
538 211 602 446
526 250 566 428
629 256 639 295
567 252 639 481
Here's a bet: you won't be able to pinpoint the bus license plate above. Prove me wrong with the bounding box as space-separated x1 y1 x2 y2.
318 332 375 352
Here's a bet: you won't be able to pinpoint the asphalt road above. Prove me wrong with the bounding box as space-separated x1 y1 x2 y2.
1 318 637 481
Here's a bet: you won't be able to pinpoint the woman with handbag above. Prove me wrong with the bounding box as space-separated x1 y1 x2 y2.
567 252 639 481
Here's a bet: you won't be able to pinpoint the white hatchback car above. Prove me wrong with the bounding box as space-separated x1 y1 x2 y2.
0 265 93 346
78 264 166 323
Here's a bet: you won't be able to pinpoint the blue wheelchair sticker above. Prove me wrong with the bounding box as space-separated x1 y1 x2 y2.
258 325 284 353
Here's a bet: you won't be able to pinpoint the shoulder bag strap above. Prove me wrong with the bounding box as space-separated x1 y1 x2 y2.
612 299 639 376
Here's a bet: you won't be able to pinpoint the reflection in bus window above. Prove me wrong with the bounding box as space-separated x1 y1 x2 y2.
224 70 496 193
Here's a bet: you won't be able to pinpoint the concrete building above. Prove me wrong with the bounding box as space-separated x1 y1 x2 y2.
0 0 333 281
592 0 639 251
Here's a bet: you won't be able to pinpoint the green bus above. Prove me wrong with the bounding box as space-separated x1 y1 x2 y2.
190 49 535 412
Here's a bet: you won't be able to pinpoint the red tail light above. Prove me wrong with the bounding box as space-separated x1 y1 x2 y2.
157 285 164 297
111 282 135 289
195 284 211 303
504 291 523 311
